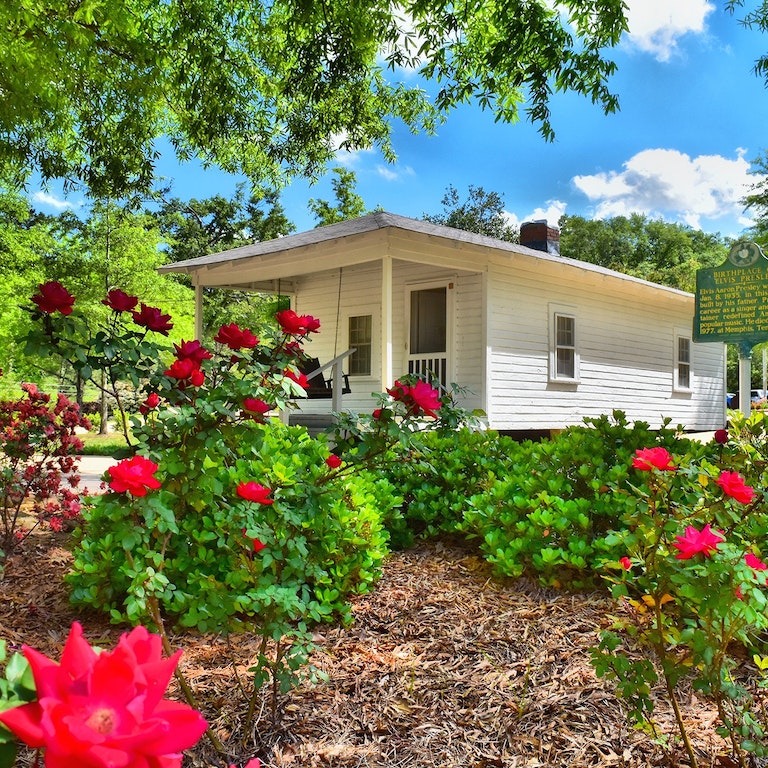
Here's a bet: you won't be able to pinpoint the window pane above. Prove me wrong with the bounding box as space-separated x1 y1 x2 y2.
410 287 446 354
348 315 372 375
678 337 690 364
556 348 575 378
556 315 574 347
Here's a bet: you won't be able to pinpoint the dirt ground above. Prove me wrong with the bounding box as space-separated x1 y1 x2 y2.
0 530 734 768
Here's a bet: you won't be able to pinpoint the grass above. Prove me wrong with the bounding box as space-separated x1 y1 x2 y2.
77 431 132 456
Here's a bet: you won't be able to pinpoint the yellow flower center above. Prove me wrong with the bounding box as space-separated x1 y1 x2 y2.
85 707 116 734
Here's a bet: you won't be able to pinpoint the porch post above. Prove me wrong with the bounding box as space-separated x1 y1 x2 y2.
382 255 393 388
194 283 204 340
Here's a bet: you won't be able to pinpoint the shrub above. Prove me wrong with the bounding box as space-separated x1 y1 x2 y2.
0 380 89 556
368 428 519 548
460 411 717 586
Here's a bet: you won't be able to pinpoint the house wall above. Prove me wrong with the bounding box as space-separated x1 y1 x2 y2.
485 252 726 432
291 259 486 416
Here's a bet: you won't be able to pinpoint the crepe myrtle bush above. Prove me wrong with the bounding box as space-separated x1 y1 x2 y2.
0 372 89 558
592 437 768 768
459 411 717 588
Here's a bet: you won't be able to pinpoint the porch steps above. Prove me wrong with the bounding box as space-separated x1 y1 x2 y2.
288 413 335 438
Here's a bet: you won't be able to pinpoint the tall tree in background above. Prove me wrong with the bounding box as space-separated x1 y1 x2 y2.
0 193 195 399
0 1 629 197
558 214 729 292
308 168 368 226
423 185 518 241
153 186 295 335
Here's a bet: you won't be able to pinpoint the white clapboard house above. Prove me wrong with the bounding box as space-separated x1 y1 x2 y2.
160 212 726 436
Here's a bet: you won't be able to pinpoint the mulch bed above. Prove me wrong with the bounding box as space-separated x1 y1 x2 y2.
0 531 731 767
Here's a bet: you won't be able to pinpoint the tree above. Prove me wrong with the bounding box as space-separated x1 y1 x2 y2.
0 1 629 197
152 187 295 335
155 185 294 263
559 214 728 292
308 168 368 226
423 185 518 241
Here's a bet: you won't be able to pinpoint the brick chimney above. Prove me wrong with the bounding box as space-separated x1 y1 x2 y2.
520 220 560 256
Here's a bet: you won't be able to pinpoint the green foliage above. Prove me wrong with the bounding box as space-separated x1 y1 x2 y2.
68 422 390 636
460 412 714 586
591 424 768 766
0 1 630 196
308 168 368 226
559 213 728 291
370 428 518 548
423 185 518 242
0 640 36 768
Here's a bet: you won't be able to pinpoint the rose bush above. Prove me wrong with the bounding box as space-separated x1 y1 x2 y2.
24 280 479 753
593 434 768 767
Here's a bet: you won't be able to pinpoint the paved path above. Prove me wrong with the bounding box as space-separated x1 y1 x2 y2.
75 455 114 495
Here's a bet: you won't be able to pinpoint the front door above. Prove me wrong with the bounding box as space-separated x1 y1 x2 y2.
407 283 450 388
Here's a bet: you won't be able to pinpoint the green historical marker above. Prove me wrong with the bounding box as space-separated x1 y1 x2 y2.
694 241 768 415
694 241 768 347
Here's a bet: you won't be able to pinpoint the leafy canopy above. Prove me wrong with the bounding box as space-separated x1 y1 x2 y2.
1 1 629 197
423 184 518 241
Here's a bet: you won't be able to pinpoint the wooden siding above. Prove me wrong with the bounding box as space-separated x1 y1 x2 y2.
291 260 485 417
485 254 725 431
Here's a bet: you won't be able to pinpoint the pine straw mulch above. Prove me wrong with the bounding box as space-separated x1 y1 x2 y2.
0 530 734 768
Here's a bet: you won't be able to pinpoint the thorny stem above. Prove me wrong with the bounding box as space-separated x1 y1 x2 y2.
652 600 698 768
146 596 226 756
243 633 270 738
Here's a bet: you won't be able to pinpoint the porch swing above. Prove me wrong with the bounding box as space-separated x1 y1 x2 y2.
289 268 355 412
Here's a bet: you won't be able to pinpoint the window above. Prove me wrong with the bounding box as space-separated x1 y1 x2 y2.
549 306 579 382
676 334 692 391
348 315 372 376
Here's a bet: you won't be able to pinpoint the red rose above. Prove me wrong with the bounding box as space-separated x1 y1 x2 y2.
31 281 76 315
243 398 272 420
713 429 729 445
387 379 442 418
716 470 755 504
284 369 309 389
131 303 173 335
138 392 161 415
236 481 274 504
102 289 138 313
619 556 632 570
672 524 724 560
325 454 342 469
107 456 162 496
242 529 267 554
164 358 198 380
0 623 207 767
276 310 321 336
173 339 212 364
631 447 676 471
214 323 259 350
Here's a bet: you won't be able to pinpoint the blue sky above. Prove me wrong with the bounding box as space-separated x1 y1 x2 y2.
32 0 768 238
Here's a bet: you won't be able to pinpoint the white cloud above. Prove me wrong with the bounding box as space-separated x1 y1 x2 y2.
32 191 80 211
572 148 756 230
505 200 568 230
376 164 415 181
624 0 714 61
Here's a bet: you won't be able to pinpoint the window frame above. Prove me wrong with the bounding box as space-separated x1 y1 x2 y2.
674 330 693 393
347 313 373 377
548 304 580 384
